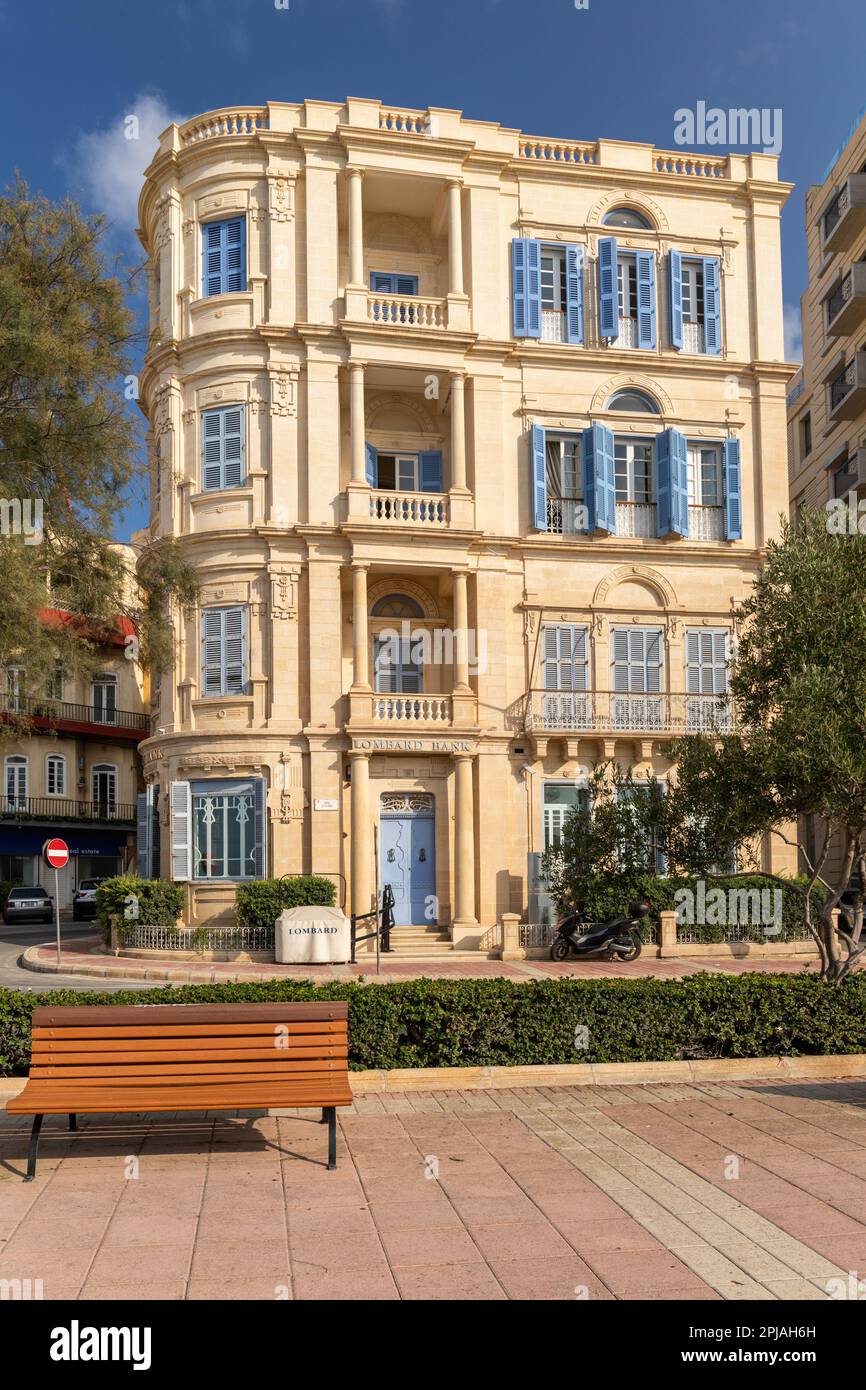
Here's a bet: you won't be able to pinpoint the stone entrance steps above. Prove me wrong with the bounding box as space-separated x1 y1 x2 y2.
381 925 454 957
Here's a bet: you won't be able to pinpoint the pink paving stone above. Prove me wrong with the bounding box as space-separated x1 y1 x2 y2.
582 1248 717 1296
291 1263 399 1300
288 1230 387 1270
367 1199 465 1233
390 1261 507 1300
489 1255 614 1301
379 1225 486 1268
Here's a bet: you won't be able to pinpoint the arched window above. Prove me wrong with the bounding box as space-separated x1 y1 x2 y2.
606 389 660 414
602 207 653 230
91 764 117 817
371 594 425 620
5 755 27 811
46 754 66 797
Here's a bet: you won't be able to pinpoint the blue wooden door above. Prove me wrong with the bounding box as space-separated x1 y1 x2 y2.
380 813 436 925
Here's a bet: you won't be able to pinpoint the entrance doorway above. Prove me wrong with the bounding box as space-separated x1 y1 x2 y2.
379 793 436 927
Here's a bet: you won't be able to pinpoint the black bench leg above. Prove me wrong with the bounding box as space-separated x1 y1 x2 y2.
326 1107 336 1170
25 1114 43 1182
320 1107 328 1123
68 1114 77 1132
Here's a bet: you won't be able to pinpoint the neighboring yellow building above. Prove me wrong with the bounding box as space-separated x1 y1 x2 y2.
136 98 795 948
1 547 146 907
787 105 866 884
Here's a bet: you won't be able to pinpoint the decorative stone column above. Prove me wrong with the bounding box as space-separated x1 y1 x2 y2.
345 168 367 320
347 359 370 519
452 752 477 941
452 569 471 692
350 750 373 920
448 371 473 528
446 178 470 331
351 563 371 691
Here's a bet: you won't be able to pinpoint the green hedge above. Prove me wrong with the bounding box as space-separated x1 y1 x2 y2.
95 876 184 937
563 871 823 943
234 876 336 932
3 973 865 1077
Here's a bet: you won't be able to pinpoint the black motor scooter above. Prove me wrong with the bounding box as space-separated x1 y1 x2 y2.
549 899 651 963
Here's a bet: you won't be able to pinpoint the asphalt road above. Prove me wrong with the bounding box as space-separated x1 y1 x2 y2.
0 920 154 992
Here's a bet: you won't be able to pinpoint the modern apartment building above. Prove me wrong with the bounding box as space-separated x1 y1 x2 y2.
787 105 866 882
1 572 146 906
136 98 794 947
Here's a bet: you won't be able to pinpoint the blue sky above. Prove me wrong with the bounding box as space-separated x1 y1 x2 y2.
1 0 863 537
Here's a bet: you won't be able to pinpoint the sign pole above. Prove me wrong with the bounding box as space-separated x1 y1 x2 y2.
54 865 61 967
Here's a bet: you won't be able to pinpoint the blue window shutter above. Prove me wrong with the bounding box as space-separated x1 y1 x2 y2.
657 429 688 536
223 606 247 695
365 443 378 486
170 781 191 882
583 423 617 534
669 250 684 349
565 245 584 344
512 239 541 338
636 251 657 349
419 451 443 492
202 406 245 491
371 273 393 292
703 257 721 355
672 430 689 536
395 274 419 296
225 217 246 292
137 790 151 877
598 237 618 339
724 439 742 539
202 218 247 296
201 609 225 696
532 424 547 529
253 778 267 878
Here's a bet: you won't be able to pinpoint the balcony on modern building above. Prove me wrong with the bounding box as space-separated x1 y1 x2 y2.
828 352 866 422
0 797 137 826
341 163 470 334
343 362 474 530
820 173 866 255
831 446 866 500
525 690 735 738
825 261 866 338
0 697 148 743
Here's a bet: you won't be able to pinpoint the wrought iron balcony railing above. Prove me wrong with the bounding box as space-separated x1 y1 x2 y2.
0 797 136 824
526 690 735 735
1 696 148 733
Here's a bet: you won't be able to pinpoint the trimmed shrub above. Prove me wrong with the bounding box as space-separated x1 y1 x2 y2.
95 876 184 938
2 973 865 1077
554 871 824 943
235 876 337 932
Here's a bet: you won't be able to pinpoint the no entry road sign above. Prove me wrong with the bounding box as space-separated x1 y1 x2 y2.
43 838 70 870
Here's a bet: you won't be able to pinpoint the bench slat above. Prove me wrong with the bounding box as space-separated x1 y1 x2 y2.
31 1059 347 1079
8 1080 353 1114
31 1003 348 1027
32 1032 346 1056
32 1021 346 1041
29 1045 347 1065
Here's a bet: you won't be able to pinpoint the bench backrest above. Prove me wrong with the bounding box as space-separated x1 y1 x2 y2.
28 1003 349 1089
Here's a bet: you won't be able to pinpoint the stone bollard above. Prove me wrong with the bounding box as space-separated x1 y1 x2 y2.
658 909 678 958
497 912 524 961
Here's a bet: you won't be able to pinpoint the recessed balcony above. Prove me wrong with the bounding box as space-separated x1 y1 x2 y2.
825 262 866 337
369 490 450 527
525 691 735 736
821 174 866 255
829 352 866 422
367 291 450 330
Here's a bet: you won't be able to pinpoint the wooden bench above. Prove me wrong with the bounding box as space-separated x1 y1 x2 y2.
6 1001 352 1180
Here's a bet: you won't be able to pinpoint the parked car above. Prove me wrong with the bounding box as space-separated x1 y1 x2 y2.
72 878 105 922
3 886 54 925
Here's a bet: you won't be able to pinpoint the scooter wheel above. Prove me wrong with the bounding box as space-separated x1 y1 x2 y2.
550 938 571 962
613 938 642 962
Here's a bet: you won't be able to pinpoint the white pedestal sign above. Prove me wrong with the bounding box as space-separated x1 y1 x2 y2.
275 905 351 964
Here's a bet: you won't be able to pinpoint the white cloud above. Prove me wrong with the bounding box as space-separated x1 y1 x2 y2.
70 92 185 238
784 303 803 363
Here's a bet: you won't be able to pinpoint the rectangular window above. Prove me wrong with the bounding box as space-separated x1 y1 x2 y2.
685 629 731 731
46 756 65 796
686 444 722 506
374 634 423 694
543 782 590 852
191 778 262 880
5 667 25 714
617 253 638 319
370 272 419 296
200 606 248 697
800 412 812 460
540 625 590 729
614 440 654 502
202 217 247 297
616 783 667 873
201 406 245 491
376 454 419 491
540 248 567 342
91 674 117 725
611 627 663 694
545 436 583 533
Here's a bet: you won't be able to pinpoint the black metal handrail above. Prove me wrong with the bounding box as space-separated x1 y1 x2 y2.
0 797 136 824
1 696 148 732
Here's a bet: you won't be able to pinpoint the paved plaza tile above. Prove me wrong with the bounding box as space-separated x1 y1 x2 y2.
2 1077 866 1300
